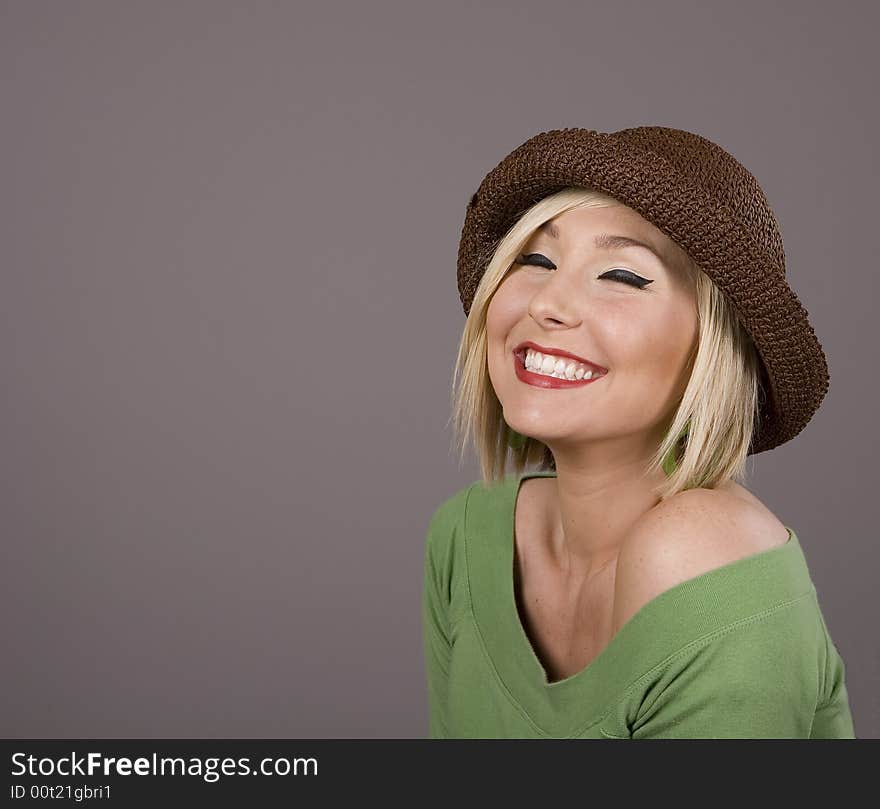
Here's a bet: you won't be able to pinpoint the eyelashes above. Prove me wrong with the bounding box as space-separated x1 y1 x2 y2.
601 268 654 289
514 253 654 290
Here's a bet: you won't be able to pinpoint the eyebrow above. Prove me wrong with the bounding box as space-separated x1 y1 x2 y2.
538 220 665 263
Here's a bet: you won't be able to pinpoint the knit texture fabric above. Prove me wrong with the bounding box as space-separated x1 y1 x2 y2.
456 126 830 455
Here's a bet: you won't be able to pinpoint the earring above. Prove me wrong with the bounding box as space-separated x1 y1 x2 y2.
507 428 527 451
662 421 691 476
661 443 679 476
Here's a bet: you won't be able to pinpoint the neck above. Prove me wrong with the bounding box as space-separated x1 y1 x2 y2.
540 453 667 583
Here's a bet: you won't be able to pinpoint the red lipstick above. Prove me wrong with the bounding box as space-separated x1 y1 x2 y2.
512 341 608 389
514 341 607 372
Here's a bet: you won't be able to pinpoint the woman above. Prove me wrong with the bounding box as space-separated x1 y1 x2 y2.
422 126 856 739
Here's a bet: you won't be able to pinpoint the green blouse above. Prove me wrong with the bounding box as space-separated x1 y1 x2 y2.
422 471 856 738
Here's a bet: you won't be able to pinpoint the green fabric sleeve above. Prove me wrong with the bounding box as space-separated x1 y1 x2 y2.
421 491 465 739
628 598 856 739
810 616 857 738
810 683 856 738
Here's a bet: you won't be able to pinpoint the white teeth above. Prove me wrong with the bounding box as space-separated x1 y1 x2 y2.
524 348 596 380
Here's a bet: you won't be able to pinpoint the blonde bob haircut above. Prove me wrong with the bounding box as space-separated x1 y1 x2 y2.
449 187 764 501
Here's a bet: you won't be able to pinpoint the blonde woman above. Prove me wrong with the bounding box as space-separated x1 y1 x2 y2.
422 127 856 739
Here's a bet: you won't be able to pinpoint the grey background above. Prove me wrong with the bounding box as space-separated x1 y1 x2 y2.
2 1 877 738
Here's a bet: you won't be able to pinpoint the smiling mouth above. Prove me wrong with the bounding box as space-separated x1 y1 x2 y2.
513 349 607 388
513 341 608 378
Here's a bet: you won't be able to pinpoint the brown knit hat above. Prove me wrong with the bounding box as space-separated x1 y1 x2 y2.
456 126 830 456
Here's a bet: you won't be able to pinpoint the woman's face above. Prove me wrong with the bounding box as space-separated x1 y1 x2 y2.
486 204 699 460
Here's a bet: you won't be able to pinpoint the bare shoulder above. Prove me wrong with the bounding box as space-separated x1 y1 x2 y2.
610 486 790 635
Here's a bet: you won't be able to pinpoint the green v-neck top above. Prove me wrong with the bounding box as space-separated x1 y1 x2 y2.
421 471 857 738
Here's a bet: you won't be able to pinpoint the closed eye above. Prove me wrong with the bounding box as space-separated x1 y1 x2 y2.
601 268 653 289
514 253 654 290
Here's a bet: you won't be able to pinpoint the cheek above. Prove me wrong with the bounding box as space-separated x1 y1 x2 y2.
485 281 522 335
662 299 699 368
609 304 694 380
624 306 698 412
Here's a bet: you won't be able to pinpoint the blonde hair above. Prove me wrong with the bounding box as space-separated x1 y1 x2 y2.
448 187 763 500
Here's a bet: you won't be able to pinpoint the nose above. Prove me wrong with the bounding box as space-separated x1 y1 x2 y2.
528 271 584 327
